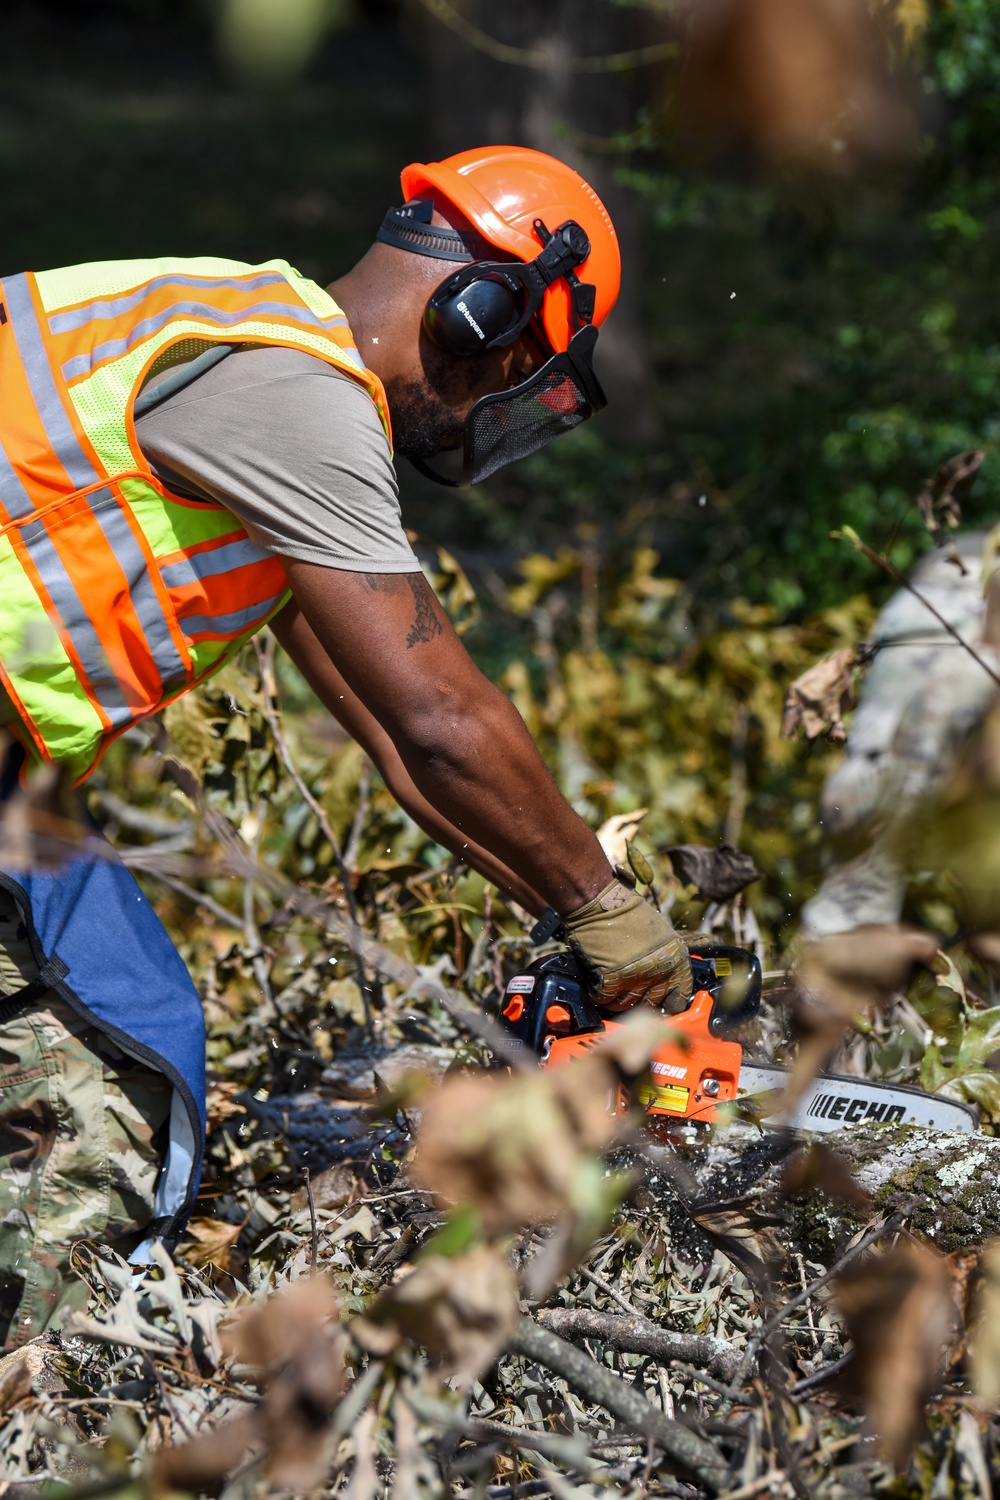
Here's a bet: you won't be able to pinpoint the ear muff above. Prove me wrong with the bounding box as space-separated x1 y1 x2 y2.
422 219 593 359
424 272 522 357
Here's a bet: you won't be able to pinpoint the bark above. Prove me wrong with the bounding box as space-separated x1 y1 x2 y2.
692 1123 1000 1260
511 1317 732 1493
534 1306 741 1382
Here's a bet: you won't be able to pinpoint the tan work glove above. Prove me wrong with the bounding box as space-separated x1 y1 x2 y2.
563 878 692 1015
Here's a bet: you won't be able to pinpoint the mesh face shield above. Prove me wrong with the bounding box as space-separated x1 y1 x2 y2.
413 325 606 488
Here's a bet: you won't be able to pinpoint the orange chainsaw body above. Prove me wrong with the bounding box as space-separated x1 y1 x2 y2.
499 946 760 1140
541 987 743 1125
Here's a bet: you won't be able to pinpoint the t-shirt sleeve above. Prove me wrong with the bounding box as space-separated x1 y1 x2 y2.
134 345 419 572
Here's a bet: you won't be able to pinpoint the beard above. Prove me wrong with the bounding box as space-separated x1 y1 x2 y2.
386 340 498 460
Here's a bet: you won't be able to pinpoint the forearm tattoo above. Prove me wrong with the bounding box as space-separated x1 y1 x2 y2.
360 572 443 648
405 574 443 648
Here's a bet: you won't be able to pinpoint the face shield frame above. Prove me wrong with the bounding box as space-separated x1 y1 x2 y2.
410 322 607 489
376 200 609 487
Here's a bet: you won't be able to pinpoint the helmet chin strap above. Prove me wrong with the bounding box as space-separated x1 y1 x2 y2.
376 200 477 263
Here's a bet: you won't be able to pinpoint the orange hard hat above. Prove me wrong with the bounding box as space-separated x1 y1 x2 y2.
400 146 621 356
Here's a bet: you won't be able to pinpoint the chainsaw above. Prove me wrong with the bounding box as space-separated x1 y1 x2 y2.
498 938 977 1141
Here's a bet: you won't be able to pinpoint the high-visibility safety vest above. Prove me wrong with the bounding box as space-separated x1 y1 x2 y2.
0 257 391 781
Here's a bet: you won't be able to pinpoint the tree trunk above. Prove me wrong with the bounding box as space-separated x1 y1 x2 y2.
418 0 664 441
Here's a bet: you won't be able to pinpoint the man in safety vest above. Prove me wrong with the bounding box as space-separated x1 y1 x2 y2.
0 146 691 1349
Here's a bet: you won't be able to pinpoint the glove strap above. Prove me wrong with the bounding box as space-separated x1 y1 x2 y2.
529 906 565 946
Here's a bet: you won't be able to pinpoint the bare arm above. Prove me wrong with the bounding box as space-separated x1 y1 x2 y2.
275 565 613 915
271 597 545 913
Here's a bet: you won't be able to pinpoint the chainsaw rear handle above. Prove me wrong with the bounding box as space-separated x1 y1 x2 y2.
499 942 762 1057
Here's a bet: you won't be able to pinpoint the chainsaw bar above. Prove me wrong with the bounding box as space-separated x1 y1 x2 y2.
738 1063 977 1135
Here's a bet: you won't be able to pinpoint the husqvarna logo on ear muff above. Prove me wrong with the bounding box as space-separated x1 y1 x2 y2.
457 301 486 341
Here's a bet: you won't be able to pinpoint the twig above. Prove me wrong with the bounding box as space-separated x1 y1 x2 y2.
535 1306 741 1382
659 1367 675 1419
793 1253 820 1347
787 1348 852 1396
669 1362 749 1403
837 527 1000 690
716 1471 787 1500
510 1318 731 1493
256 635 376 1040
303 1168 318 1271
241 795 273 1012
416 0 677 72
758 1211 905 1342
150 752 535 1068
724 704 750 849
149 873 244 929
343 756 372 873
575 1262 640 1316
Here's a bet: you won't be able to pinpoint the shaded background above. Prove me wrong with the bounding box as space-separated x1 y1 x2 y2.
4 0 998 613
7 0 1000 932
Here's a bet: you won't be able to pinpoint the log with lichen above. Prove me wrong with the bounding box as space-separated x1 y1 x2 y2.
688 1123 1000 1262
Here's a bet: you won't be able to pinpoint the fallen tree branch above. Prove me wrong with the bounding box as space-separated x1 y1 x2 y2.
535 1307 741 1383
510 1318 732 1494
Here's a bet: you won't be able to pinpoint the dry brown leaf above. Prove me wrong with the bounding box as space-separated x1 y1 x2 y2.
690 1197 785 1283
353 1247 519 1385
835 1239 959 1468
592 1007 684 1078
781 647 857 744
227 1276 346 1487
344 1408 380 1500
154 1278 346 1494
782 1142 872 1213
178 1216 244 1271
915 449 984 538
409 1058 625 1235
206 1081 245 1131
676 0 916 169
787 925 939 1111
0 1354 33 1416
290 1161 359 1215
665 843 761 901
596 808 649 869
945 1247 982 1368
153 1412 260 1497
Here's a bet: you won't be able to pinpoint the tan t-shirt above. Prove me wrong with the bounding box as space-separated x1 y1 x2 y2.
135 344 418 573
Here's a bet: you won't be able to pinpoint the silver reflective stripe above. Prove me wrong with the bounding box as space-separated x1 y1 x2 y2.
0 433 131 724
48 272 290 334
61 300 338 382
160 536 273 590
5 533 133 729
1 277 186 709
0 439 36 521
334 344 366 370
181 591 288 638
88 490 186 687
4 275 100 490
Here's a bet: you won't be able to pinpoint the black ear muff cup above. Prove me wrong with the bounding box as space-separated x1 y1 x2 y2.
424 275 521 357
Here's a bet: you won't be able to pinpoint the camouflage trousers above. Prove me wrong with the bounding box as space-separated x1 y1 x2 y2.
0 891 171 1351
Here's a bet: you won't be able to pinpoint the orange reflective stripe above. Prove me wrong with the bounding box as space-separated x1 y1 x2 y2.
1 275 190 720
158 532 290 640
